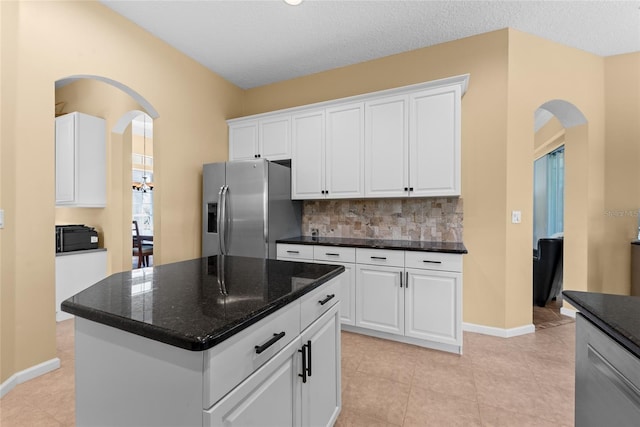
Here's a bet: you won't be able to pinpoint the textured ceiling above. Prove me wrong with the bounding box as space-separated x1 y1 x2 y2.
101 0 640 89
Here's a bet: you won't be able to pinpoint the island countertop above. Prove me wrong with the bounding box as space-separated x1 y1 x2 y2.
62 255 344 351
277 236 467 254
563 290 640 358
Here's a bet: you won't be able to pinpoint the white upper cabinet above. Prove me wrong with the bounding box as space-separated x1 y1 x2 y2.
260 115 291 160
364 95 409 198
55 112 106 207
292 110 325 199
292 103 364 200
325 102 365 199
229 115 291 161
229 74 468 199
228 120 258 160
409 84 461 196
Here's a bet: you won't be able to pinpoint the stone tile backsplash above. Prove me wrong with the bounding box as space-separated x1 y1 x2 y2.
302 198 463 242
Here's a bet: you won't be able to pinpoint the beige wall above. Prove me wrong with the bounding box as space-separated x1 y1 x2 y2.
505 29 605 327
0 0 243 384
534 116 564 158
602 52 640 295
243 30 512 329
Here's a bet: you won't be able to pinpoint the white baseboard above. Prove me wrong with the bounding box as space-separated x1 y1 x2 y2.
0 358 60 398
463 322 535 338
560 307 577 318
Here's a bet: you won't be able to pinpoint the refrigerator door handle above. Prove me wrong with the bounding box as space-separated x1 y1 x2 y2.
217 185 229 255
222 185 230 255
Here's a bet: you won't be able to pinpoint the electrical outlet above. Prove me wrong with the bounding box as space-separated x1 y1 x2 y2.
0 209 4 229
512 210 522 224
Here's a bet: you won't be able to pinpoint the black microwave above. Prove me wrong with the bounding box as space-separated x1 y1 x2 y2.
55 225 99 253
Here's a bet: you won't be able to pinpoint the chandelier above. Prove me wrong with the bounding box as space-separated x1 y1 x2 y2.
132 114 154 192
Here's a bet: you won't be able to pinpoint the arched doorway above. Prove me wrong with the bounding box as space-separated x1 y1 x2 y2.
532 100 587 328
54 76 159 274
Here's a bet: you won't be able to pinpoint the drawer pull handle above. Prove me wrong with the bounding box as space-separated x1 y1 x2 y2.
298 341 311 383
286 250 300 254
371 256 387 260
399 271 403 288
326 253 340 256
255 331 286 354
318 294 335 305
423 260 442 264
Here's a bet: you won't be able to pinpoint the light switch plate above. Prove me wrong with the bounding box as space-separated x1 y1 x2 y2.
511 210 522 224
0 209 4 229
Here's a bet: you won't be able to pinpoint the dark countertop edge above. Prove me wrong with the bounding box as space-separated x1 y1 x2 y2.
56 248 107 257
276 237 468 254
61 265 345 352
563 291 640 358
632 240 640 246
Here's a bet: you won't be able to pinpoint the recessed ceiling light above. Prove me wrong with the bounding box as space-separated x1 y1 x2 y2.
284 0 303 5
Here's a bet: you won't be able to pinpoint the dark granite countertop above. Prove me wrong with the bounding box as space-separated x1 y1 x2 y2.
277 236 467 254
62 255 344 351
632 240 640 246
563 291 640 358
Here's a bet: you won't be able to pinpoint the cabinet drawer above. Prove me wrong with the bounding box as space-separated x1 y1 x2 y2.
300 275 341 331
356 248 404 267
277 244 314 261
314 246 356 263
204 302 301 408
405 251 462 273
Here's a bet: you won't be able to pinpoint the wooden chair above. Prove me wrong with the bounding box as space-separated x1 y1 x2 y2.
132 220 153 268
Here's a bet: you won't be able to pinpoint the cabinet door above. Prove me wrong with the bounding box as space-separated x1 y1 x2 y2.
301 304 341 427
316 260 356 326
55 251 108 322
55 113 76 204
229 121 259 160
292 110 325 199
355 264 404 335
405 268 461 346
409 85 461 197
325 103 364 198
205 338 301 427
260 115 291 160
365 95 409 198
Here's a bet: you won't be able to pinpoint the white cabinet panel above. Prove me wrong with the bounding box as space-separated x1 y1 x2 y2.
409 85 461 196
365 95 409 197
292 110 325 199
55 251 107 322
55 112 106 207
229 121 259 161
300 305 341 427
405 269 461 346
229 116 290 161
276 243 314 261
325 103 365 198
355 264 404 335
205 338 299 427
261 115 290 160
316 261 356 326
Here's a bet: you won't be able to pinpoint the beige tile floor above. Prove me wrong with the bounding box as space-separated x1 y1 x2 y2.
1 319 575 426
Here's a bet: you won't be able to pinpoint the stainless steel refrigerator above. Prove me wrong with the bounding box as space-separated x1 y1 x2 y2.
202 159 302 258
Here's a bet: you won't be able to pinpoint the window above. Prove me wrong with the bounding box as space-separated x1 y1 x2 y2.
533 146 564 247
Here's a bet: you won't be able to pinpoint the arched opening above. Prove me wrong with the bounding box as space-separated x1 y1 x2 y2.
54 75 160 280
532 100 587 329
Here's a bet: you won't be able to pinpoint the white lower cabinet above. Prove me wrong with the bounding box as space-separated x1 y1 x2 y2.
55 250 107 322
208 285 341 427
205 338 299 427
205 304 341 427
405 268 461 346
277 243 463 354
300 304 341 427
355 264 404 335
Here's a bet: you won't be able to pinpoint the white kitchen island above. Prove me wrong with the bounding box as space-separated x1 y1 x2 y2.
62 255 344 427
